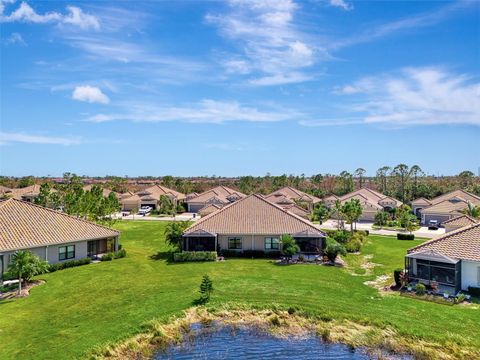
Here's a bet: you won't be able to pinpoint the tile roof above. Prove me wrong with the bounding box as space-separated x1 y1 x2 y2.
186 186 245 204
184 194 325 236
408 222 480 262
442 215 479 227
420 198 471 215
265 186 321 205
413 190 480 207
83 185 117 198
10 184 43 199
121 185 186 204
326 188 402 210
198 204 221 216
0 198 119 252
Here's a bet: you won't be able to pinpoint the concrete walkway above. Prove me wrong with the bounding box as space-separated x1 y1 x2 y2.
319 219 445 239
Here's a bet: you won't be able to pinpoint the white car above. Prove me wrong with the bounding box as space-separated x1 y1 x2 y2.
138 206 152 215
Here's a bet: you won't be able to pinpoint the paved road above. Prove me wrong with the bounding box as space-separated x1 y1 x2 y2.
319 219 445 239
114 212 199 222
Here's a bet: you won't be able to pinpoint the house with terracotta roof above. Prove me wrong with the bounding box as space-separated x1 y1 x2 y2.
10 184 52 202
0 199 120 279
264 186 321 212
412 190 480 225
442 215 478 233
186 186 245 213
324 188 403 222
120 185 186 211
0 185 12 198
405 222 480 293
182 194 326 254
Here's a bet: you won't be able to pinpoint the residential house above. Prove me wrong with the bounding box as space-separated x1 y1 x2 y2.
0 186 12 198
0 199 119 279
324 188 403 221
442 215 478 233
264 186 321 211
10 184 48 202
82 184 118 198
186 186 245 213
182 194 326 254
405 222 480 293
412 190 480 225
198 204 221 217
120 185 186 211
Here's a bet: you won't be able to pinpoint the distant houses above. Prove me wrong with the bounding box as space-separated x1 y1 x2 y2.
0 199 120 279
185 186 245 213
411 190 480 225
405 222 480 293
182 194 325 254
324 188 403 221
120 185 186 211
263 186 321 212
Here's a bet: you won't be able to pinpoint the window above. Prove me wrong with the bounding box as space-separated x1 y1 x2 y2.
59 245 75 261
264 237 280 250
228 237 242 250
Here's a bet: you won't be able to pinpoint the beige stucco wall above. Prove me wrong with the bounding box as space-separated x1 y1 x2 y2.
462 260 480 291
217 234 283 252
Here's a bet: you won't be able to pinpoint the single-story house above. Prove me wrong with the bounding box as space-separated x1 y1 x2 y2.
405 222 480 293
186 186 245 213
324 188 402 222
442 215 478 233
83 184 118 198
10 184 57 202
120 185 186 211
412 190 480 223
182 194 326 254
264 186 321 212
0 185 12 198
0 198 120 279
198 203 221 217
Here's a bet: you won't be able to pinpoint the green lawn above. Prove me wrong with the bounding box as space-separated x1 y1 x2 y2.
1 221 479 359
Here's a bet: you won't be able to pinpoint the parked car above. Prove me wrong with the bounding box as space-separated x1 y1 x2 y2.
428 219 439 230
138 206 152 216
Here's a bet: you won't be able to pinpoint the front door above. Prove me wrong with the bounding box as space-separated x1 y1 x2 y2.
87 241 98 257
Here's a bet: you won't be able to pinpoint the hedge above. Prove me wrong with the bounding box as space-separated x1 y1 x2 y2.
100 249 127 262
397 233 415 240
49 257 91 272
220 250 282 259
173 251 217 262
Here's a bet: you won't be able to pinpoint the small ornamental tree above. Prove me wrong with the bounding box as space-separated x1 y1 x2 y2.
311 203 331 224
374 210 390 226
281 234 300 263
8 251 49 294
324 240 347 263
199 274 213 303
164 221 190 252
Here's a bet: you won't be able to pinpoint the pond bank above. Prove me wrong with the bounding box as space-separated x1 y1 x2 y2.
90 307 478 360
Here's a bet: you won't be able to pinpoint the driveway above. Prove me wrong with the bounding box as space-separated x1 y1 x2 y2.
319 219 445 239
114 212 199 222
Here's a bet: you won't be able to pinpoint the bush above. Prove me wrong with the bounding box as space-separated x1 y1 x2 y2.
333 230 350 244
1 271 16 281
455 293 465 304
101 252 114 261
345 238 362 253
48 257 92 272
324 239 347 263
397 233 415 240
415 283 426 296
173 251 217 262
114 248 127 259
220 250 281 259
393 269 403 287
468 286 480 297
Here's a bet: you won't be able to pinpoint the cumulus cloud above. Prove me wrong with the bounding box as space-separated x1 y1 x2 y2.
207 0 320 85
72 85 110 104
86 99 299 124
339 68 480 126
0 2 100 30
0 132 81 145
329 0 353 11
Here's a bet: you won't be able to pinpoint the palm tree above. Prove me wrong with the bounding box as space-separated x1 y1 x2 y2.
8 251 49 294
354 168 366 189
409 165 424 199
463 202 480 218
376 166 391 194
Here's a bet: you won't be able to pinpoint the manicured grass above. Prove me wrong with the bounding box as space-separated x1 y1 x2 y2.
1 221 479 359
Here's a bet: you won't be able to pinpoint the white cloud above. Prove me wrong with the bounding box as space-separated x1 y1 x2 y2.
3 32 26 45
0 2 100 30
329 0 353 11
0 132 81 145
72 86 110 104
339 68 480 126
249 72 313 86
207 0 320 85
86 99 299 124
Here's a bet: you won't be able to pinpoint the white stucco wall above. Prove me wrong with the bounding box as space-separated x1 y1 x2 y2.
217 234 283 252
462 260 480 291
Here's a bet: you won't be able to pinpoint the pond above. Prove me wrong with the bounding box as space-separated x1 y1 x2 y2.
155 324 412 360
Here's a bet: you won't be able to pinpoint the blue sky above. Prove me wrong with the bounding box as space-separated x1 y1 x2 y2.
0 0 479 177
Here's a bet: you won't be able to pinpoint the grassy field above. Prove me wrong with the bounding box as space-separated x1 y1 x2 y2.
1 221 479 359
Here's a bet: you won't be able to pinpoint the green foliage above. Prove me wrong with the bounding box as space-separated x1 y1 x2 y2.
341 199 363 232
324 239 347 262
48 258 92 272
220 250 281 259
280 234 300 259
311 203 331 223
345 238 362 253
393 269 403 287
157 195 176 215
397 233 415 240
164 221 190 251
199 274 214 303
8 251 49 292
332 230 350 244
100 249 127 262
374 210 390 226
463 202 480 218
454 294 465 304
173 251 217 262
415 283 426 296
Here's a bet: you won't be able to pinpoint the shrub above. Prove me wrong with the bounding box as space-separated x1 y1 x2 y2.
198 274 213 303
468 286 480 297
114 248 127 259
1 271 16 281
101 252 114 261
393 268 403 287
49 257 92 272
455 293 465 304
345 238 362 253
333 230 350 244
324 239 347 263
415 283 426 296
374 211 390 226
397 233 415 240
173 251 217 262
